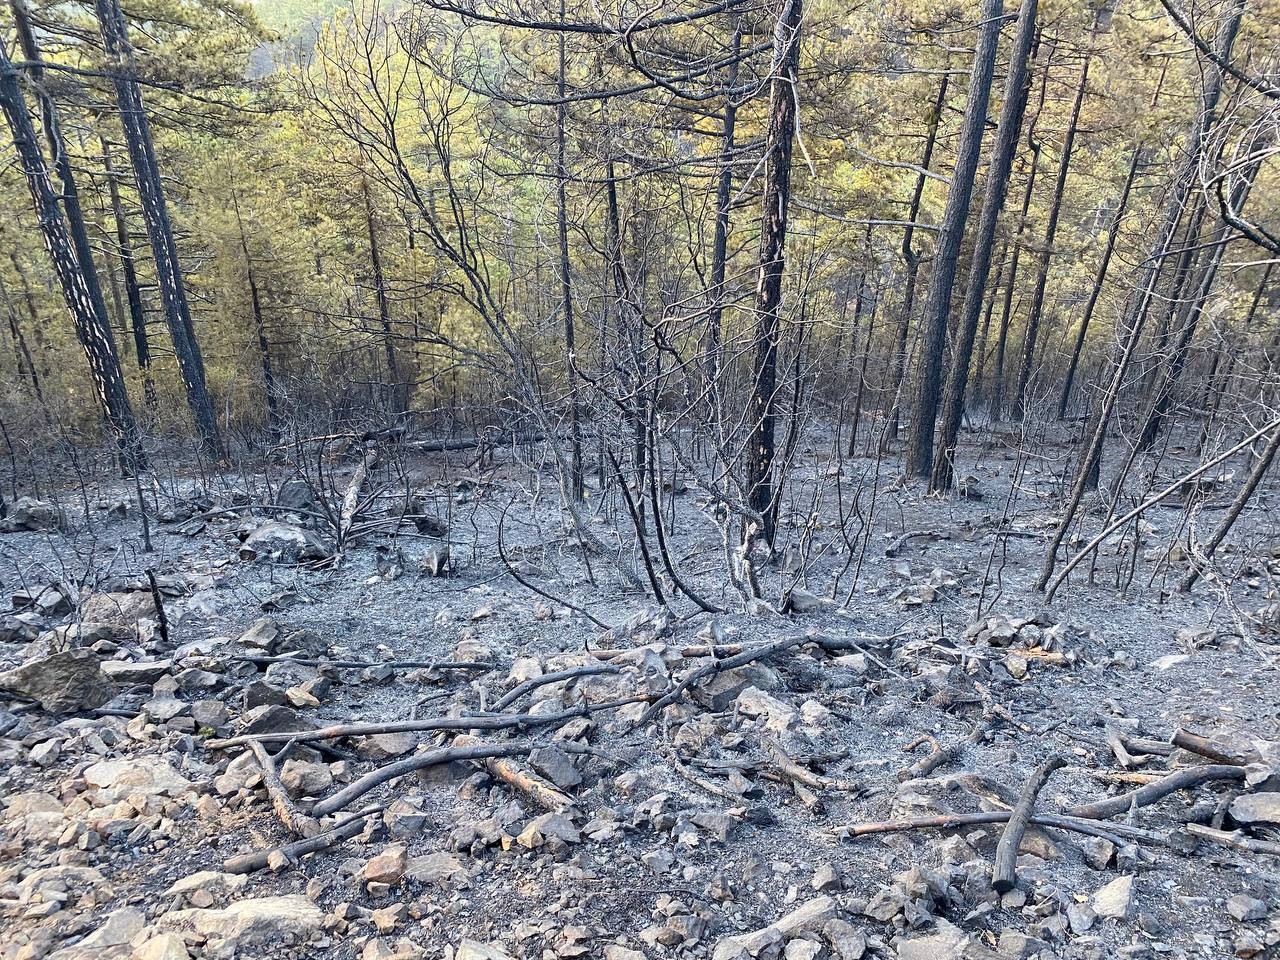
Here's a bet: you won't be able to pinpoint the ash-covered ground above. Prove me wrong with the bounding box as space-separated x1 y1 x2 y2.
1 428 1278 960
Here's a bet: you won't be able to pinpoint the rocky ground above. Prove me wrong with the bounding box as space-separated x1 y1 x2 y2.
1 432 1279 960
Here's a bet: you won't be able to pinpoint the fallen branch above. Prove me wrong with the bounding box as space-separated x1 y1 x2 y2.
249 739 320 837
1172 729 1261 766
899 721 990 781
312 742 531 817
838 810 1163 847
494 663 622 711
1184 822 1280 857
632 635 810 729
765 738 859 792
993 755 1067 892
1045 419 1280 601
1066 764 1247 820
223 806 380 874
207 695 649 750
234 654 492 672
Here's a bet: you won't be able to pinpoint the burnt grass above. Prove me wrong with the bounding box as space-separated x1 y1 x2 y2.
1 424 1279 960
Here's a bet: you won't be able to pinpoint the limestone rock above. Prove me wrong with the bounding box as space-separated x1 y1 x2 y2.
163 871 248 908
0 649 115 713
84 757 192 800
456 941 515 960
1 496 63 531
133 933 191 960
79 591 156 628
1229 793 1280 828
1092 875 1134 920
160 895 323 949
239 522 329 563
363 844 409 886
712 896 837 960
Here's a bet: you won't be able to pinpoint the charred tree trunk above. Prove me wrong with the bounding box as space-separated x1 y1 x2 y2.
233 192 281 440
0 43 142 471
991 44 1050 418
744 0 803 547
904 0 1004 478
706 19 741 391
362 179 405 421
1036 0 1244 590
1136 155 1261 452
556 3 584 500
1056 146 1140 419
930 0 1038 492
1011 46 1092 421
99 135 156 407
95 0 223 459
884 73 949 446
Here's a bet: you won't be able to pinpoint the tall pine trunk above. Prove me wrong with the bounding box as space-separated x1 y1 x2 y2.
0 42 142 471
1011 47 1092 420
95 0 223 458
744 0 803 547
883 73 949 447
904 0 1004 478
99 135 156 407
1036 0 1244 590
931 0 1039 491
1056 146 1140 419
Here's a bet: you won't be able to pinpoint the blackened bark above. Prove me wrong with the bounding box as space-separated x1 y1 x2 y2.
100 135 156 407
0 44 142 471
233 192 281 440
744 0 803 547
1011 49 1091 420
884 73 949 446
556 0 584 500
991 45 1049 418
362 179 405 420
1037 0 1244 589
904 0 1004 478
95 0 223 458
1056 146 1140 419
706 19 741 390
930 0 1038 492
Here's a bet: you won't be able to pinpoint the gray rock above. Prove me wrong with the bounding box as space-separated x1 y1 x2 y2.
1092 875 1134 920
238 704 309 735
2 497 62 532
1228 792 1280 828
159 894 323 950
239 522 329 563
0 649 115 713
79 590 156 628
530 745 582 789
100 658 172 685
1226 894 1267 922
239 617 281 651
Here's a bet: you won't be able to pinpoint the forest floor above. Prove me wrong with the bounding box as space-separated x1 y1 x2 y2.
1 424 1279 960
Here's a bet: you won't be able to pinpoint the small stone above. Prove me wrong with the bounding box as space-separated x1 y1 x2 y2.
363 844 409 886
1092 875 1135 920
517 813 579 849
530 745 582 789
1227 894 1267 922
239 618 281 651
280 759 333 797
811 864 841 891
372 903 407 933
1081 836 1115 870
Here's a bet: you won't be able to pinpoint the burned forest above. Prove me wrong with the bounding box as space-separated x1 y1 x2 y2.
1 0 1280 957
